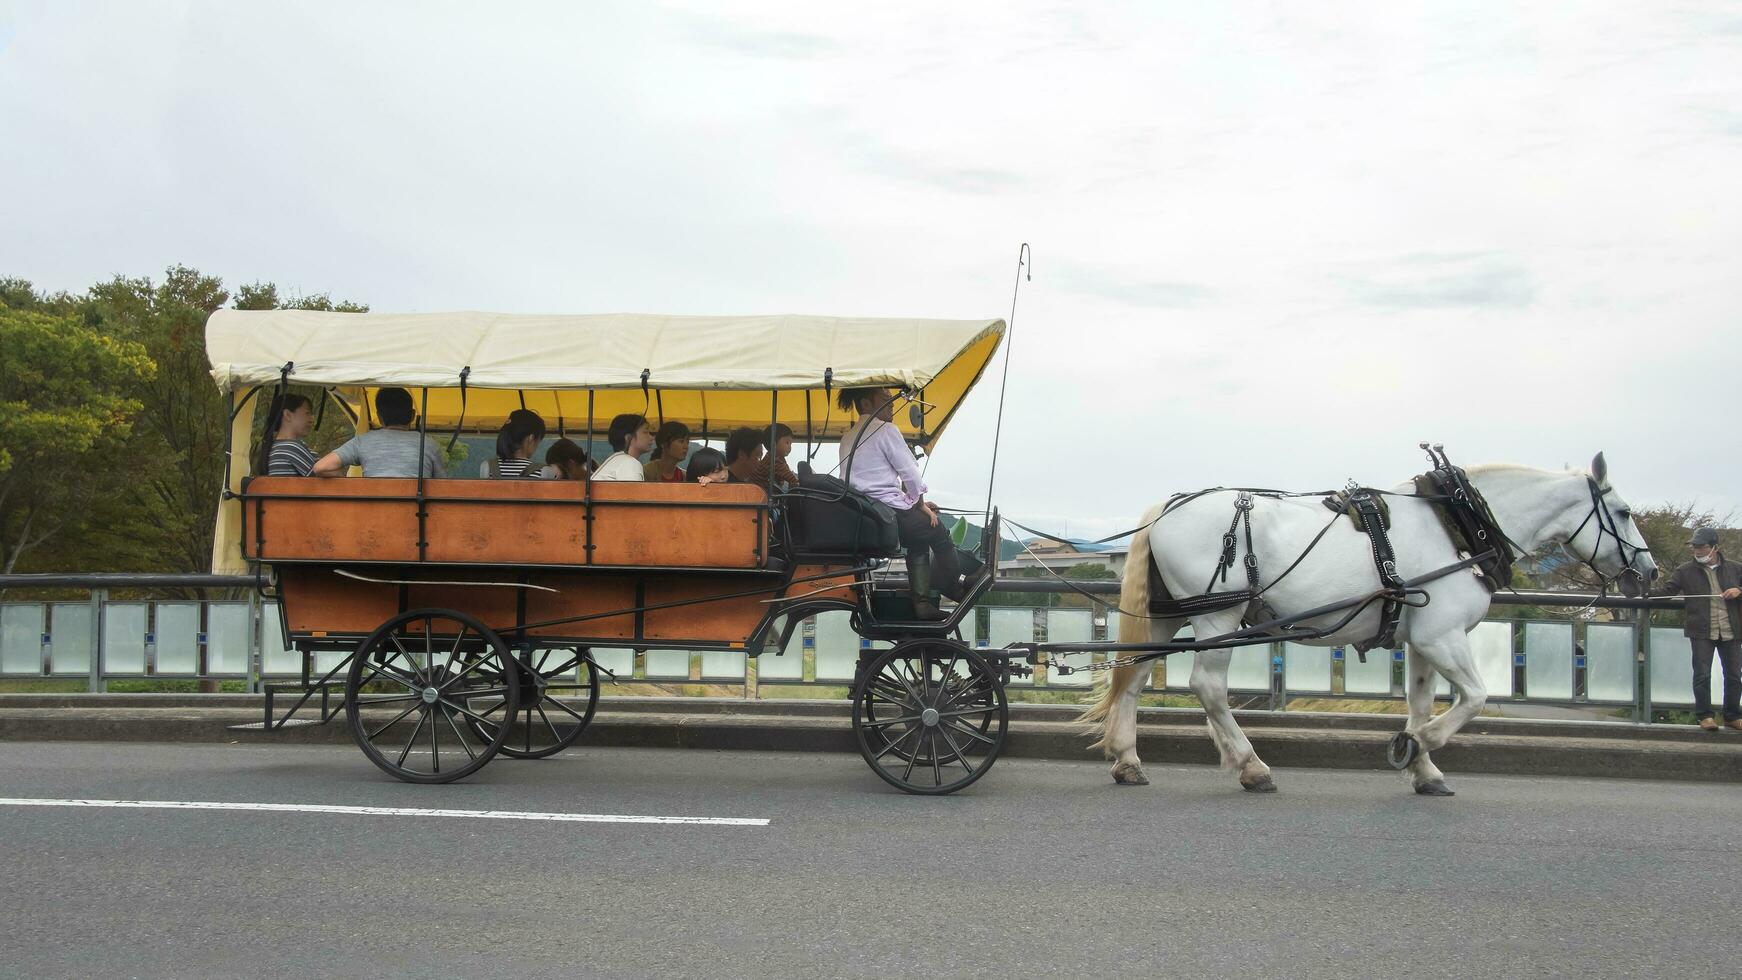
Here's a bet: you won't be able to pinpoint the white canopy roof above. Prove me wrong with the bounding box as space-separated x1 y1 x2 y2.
206 309 1005 393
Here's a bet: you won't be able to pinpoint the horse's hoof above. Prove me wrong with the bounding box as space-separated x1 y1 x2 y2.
1111 766 1149 786
1241 775 1278 793
1414 780 1455 797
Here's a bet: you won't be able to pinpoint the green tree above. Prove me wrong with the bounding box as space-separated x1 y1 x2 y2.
0 308 154 572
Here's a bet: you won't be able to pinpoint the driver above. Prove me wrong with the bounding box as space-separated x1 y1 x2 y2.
837 387 960 620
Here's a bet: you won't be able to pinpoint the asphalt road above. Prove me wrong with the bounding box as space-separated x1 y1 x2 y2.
0 742 1736 980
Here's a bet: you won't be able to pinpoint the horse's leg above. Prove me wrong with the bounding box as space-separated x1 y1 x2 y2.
1188 633 1275 793
1402 645 1451 794
1101 617 1182 786
1402 634 1488 796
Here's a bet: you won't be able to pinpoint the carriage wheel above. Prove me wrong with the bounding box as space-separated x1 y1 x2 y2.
852 639 1007 795
464 647 601 760
344 608 518 784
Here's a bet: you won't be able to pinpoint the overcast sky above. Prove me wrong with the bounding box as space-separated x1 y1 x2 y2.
3 1 1740 538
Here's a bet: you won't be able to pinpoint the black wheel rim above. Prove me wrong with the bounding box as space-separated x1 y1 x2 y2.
345 609 517 784
466 647 600 759
853 641 1006 795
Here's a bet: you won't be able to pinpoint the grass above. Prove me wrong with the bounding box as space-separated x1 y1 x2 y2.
0 679 249 694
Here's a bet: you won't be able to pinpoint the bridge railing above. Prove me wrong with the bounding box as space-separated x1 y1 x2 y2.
0 573 1700 723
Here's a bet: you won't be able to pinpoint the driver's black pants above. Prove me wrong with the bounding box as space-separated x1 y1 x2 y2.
894 504 958 588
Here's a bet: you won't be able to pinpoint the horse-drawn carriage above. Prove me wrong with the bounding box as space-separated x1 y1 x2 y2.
208 310 1021 794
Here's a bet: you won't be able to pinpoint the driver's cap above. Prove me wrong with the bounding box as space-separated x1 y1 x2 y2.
1689 527 1720 547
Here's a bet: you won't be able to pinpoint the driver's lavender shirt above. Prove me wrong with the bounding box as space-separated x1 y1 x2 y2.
839 417 926 511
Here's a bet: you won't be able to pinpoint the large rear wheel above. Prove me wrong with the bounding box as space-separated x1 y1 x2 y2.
852 639 1007 795
466 647 601 759
345 608 518 784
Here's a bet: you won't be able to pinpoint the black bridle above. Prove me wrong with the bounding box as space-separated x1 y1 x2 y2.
1564 477 1653 595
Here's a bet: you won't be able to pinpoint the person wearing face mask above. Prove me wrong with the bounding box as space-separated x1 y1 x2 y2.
1652 526 1742 730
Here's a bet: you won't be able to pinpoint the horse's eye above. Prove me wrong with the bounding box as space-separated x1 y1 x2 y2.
1616 509 1631 519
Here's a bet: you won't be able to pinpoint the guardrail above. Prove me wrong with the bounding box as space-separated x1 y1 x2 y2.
0 573 1702 723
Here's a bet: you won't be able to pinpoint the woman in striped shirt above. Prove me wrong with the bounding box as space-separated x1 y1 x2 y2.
255 393 316 477
484 410 557 479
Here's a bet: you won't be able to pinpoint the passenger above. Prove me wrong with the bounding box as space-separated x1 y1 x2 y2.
643 421 691 482
837 387 957 620
255 392 315 477
723 427 766 483
544 438 594 481
482 410 554 479
312 387 446 479
593 413 653 481
748 423 799 488
685 447 729 485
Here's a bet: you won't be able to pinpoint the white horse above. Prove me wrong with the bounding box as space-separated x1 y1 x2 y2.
1080 453 1657 796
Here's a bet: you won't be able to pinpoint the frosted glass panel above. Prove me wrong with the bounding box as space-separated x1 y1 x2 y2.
1283 642 1332 694
1 604 44 675
644 650 691 679
1647 625 1716 707
758 621 803 680
312 648 350 676
1164 650 1195 690
1522 622 1573 699
1584 623 1635 703
1044 610 1094 687
1470 621 1514 698
989 609 1034 686
1344 646 1393 695
1228 644 1270 692
814 612 861 681
700 650 745 680
153 603 201 674
958 610 977 647
589 647 635 679
102 603 147 675
261 603 299 674
49 603 93 675
205 602 252 675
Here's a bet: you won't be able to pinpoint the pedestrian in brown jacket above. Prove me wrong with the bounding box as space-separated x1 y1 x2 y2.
1652 527 1742 730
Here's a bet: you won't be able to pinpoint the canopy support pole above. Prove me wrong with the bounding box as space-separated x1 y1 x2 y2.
416 387 430 562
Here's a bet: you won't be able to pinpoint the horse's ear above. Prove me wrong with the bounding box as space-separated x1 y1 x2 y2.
1591 451 1609 486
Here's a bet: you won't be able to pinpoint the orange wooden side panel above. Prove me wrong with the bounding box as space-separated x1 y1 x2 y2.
275 561 860 647
244 477 766 569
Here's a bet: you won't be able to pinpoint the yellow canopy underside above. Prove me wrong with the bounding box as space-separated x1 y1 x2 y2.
335 330 995 447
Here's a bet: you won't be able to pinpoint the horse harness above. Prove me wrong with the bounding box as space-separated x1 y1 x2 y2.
1147 445 1515 660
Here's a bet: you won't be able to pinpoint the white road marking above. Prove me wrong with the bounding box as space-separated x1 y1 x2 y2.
0 798 767 827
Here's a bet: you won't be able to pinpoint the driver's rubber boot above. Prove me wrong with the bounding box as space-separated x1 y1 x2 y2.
907 553 948 621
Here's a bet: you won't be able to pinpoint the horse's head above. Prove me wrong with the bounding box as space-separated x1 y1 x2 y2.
1562 452 1658 596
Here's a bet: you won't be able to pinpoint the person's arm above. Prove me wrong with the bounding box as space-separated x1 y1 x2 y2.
873 423 927 508
313 438 360 478
1650 566 1686 597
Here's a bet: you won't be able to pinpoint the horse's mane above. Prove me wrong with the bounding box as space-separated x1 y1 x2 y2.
1460 462 1584 481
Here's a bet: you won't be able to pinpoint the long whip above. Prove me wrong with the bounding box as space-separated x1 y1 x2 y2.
983 243 1030 529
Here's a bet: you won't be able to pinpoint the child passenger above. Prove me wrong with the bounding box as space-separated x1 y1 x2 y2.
593 414 653 481
256 392 316 476
545 438 594 480
483 410 554 479
643 421 691 482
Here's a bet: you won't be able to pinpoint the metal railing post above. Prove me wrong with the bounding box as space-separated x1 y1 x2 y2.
1635 608 1651 724
247 589 262 695
87 588 106 693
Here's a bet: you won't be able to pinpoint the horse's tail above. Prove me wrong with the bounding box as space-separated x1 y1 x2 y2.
1081 501 1166 753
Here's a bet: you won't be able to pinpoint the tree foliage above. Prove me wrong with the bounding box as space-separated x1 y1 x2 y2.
0 307 154 572
0 268 366 574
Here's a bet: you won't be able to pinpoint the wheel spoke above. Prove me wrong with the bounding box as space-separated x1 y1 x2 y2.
871 725 921 761
928 730 943 786
536 701 564 743
943 718 996 746
359 661 421 694
440 650 500 691
355 693 421 706
428 698 441 774
860 714 922 729
388 634 423 679
438 704 477 761
395 708 428 766
534 696 583 723
539 653 581 678
440 626 468 684
901 732 923 783
446 700 507 732
366 700 425 741
934 723 977 776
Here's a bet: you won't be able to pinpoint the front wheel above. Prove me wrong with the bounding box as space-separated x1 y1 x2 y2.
851 639 1008 795
345 608 519 784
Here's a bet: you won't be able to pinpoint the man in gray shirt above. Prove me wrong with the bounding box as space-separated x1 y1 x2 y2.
312 387 446 479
